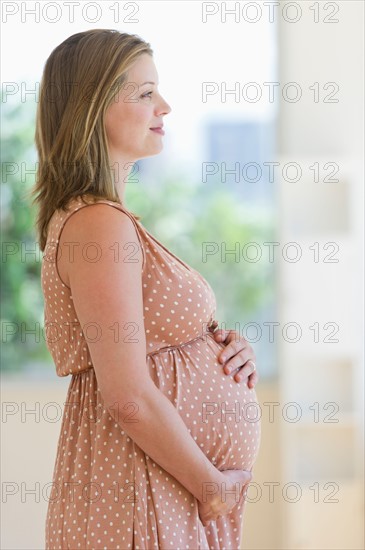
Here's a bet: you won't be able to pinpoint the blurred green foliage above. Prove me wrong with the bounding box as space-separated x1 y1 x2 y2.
1 97 275 376
127 170 275 324
1 98 48 374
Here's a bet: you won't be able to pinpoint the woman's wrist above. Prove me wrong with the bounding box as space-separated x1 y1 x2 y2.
195 466 226 504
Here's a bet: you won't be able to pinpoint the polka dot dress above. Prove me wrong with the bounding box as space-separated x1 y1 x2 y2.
42 195 261 549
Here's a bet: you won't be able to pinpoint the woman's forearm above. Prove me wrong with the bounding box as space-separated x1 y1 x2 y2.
105 379 224 502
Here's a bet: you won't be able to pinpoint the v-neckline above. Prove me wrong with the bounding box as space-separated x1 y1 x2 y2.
140 223 196 275
137 221 216 301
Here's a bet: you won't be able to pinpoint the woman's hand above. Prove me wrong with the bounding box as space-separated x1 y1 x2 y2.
213 328 258 388
197 469 253 527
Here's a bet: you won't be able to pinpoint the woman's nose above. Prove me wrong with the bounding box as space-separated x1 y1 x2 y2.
158 97 172 116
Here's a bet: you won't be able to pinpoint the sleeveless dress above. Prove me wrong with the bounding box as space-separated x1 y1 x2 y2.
42 195 261 550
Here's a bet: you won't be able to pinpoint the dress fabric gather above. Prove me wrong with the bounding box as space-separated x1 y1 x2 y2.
42 195 261 550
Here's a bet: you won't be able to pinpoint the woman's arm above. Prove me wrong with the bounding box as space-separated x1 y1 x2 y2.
59 204 224 502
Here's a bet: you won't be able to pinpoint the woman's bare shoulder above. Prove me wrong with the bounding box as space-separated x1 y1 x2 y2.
57 202 143 287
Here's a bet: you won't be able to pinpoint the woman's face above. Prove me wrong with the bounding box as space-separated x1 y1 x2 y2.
104 53 171 162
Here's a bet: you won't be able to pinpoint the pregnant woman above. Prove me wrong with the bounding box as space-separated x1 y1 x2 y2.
32 29 261 549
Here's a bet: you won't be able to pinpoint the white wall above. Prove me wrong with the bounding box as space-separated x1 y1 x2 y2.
277 2 364 548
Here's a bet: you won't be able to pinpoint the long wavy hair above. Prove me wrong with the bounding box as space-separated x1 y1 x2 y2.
28 29 153 252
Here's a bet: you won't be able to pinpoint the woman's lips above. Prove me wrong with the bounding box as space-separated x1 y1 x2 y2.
150 127 165 135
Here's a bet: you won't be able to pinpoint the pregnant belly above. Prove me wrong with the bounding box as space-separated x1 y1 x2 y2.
146 332 261 473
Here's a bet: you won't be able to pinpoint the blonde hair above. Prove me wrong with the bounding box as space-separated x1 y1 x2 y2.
28 29 153 251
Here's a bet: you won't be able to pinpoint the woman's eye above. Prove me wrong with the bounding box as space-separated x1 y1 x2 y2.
142 91 153 98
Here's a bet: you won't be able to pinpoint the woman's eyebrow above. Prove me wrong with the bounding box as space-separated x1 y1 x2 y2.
139 81 158 86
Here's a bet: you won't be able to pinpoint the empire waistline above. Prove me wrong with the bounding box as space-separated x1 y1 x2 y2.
146 320 219 358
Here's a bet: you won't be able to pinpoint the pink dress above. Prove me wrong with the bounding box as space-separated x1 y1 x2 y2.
42 195 261 549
